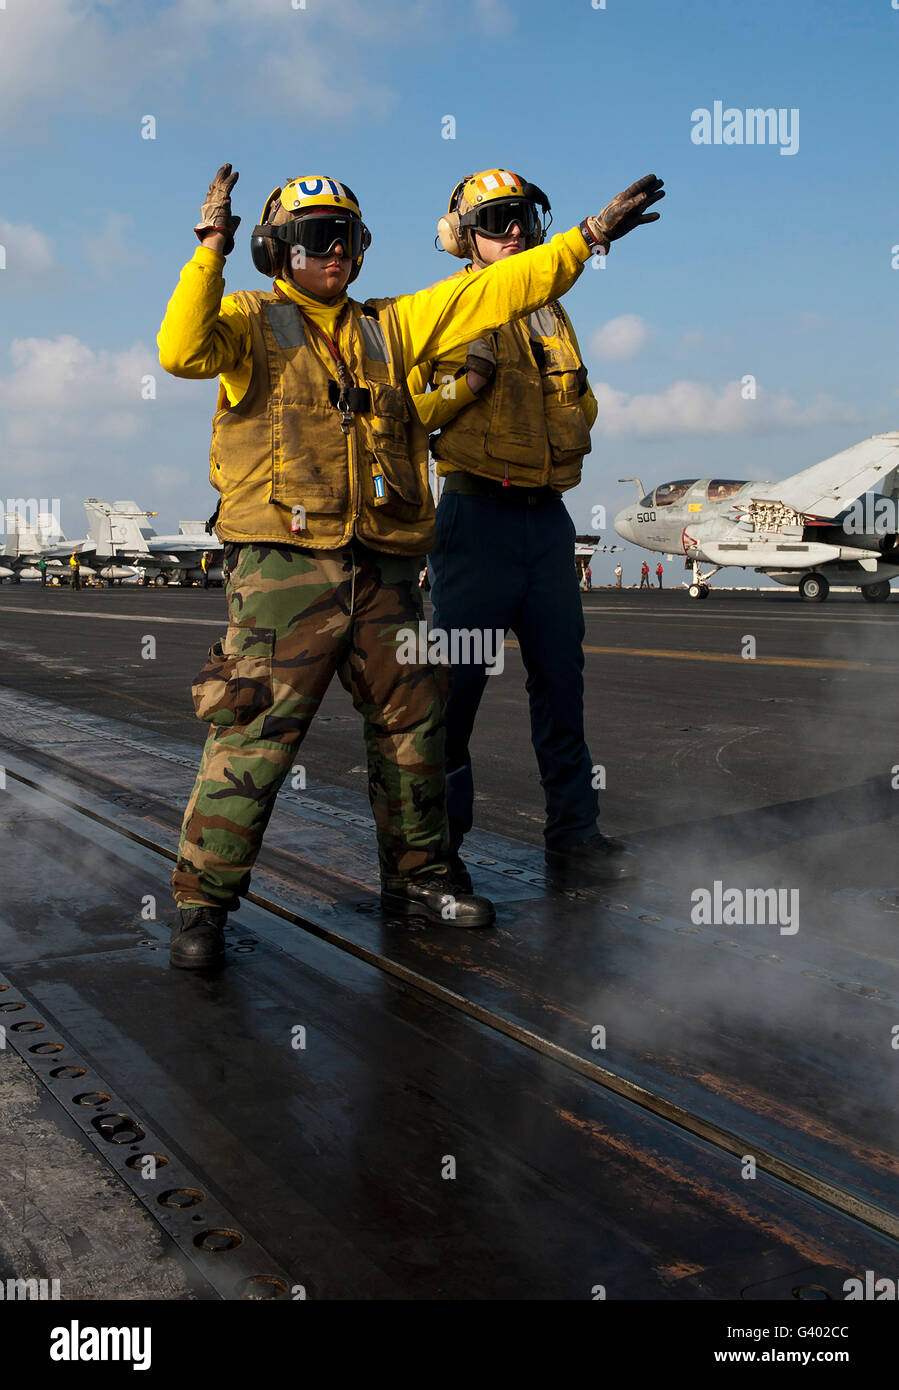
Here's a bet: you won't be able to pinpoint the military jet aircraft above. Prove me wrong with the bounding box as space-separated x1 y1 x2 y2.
0 508 72 582
613 432 899 602
1 501 223 584
80 500 223 585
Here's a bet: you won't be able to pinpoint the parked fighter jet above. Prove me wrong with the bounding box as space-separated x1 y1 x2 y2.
0 508 70 581
614 432 899 602
1 500 223 584
81 500 223 585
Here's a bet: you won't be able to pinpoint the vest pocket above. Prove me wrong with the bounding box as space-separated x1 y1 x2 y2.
543 392 592 465
367 384 423 511
275 405 350 514
191 640 274 728
484 364 546 465
274 462 349 515
295 480 349 515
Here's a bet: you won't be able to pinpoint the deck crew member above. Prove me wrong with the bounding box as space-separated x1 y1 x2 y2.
157 164 652 966
408 170 663 888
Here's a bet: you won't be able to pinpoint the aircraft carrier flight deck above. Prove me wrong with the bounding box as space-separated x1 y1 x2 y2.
2 584 898 1301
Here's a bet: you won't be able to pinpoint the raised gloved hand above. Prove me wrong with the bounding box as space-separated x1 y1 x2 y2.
465 337 496 393
583 174 665 253
194 163 242 255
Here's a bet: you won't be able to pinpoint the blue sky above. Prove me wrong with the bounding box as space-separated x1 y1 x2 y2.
1 0 897 582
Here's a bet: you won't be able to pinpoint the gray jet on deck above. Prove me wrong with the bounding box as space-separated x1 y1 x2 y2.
614 432 899 602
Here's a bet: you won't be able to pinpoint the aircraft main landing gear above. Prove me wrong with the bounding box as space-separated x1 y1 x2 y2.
799 572 829 603
861 581 891 603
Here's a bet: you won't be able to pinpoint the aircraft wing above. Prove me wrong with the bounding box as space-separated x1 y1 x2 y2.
760 432 899 518
145 538 221 555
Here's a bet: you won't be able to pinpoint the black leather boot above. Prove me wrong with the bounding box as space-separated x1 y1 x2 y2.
448 852 473 893
380 872 495 928
170 906 227 969
544 833 638 889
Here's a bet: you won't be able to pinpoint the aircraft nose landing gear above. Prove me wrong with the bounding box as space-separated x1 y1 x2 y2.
686 560 720 599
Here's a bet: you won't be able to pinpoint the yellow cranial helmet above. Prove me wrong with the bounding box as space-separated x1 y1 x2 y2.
437 168 551 259
458 169 529 210
251 176 371 281
276 176 364 220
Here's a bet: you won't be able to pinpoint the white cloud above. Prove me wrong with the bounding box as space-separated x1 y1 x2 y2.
0 1 149 127
591 314 651 361
0 220 64 288
0 335 165 454
0 335 156 414
0 333 217 535
591 379 859 438
0 0 411 126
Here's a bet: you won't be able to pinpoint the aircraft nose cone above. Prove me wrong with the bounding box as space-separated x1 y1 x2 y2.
614 508 635 543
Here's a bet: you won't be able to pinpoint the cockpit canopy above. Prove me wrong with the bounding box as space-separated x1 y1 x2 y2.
706 479 745 500
639 480 699 508
638 479 746 507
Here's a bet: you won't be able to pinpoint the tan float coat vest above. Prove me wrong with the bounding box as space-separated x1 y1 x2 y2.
210 290 433 555
430 300 591 491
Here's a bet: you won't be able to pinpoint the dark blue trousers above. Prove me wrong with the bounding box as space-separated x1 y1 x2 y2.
428 491 599 851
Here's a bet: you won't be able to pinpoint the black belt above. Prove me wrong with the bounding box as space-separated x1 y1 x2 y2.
441 471 560 506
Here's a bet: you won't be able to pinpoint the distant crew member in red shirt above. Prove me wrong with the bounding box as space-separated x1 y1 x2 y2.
656 561 663 588
640 560 650 589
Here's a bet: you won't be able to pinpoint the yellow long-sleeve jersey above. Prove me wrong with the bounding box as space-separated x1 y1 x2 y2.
157 228 593 410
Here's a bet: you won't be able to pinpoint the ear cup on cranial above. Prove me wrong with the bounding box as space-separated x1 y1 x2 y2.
436 210 467 258
250 185 284 276
250 229 279 276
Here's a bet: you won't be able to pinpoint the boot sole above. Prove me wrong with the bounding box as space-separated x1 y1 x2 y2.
169 948 226 970
545 860 639 888
380 894 495 929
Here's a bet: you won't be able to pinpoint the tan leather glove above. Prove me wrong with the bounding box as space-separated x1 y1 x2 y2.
465 337 496 393
194 163 241 255
583 174 665 253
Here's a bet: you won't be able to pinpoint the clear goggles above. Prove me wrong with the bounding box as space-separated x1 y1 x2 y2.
271 213 366 260
458 198 541 239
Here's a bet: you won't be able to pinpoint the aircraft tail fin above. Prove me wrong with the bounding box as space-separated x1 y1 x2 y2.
2 507 66 556
84 498 152 554
765 432 899 518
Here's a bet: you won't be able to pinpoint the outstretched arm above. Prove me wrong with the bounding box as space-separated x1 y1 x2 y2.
395 174 664 372
394 228 591 373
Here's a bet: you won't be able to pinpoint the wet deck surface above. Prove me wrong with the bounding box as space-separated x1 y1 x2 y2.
1 586 898 1299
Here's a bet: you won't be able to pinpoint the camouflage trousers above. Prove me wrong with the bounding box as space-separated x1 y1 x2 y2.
172 540 450 910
